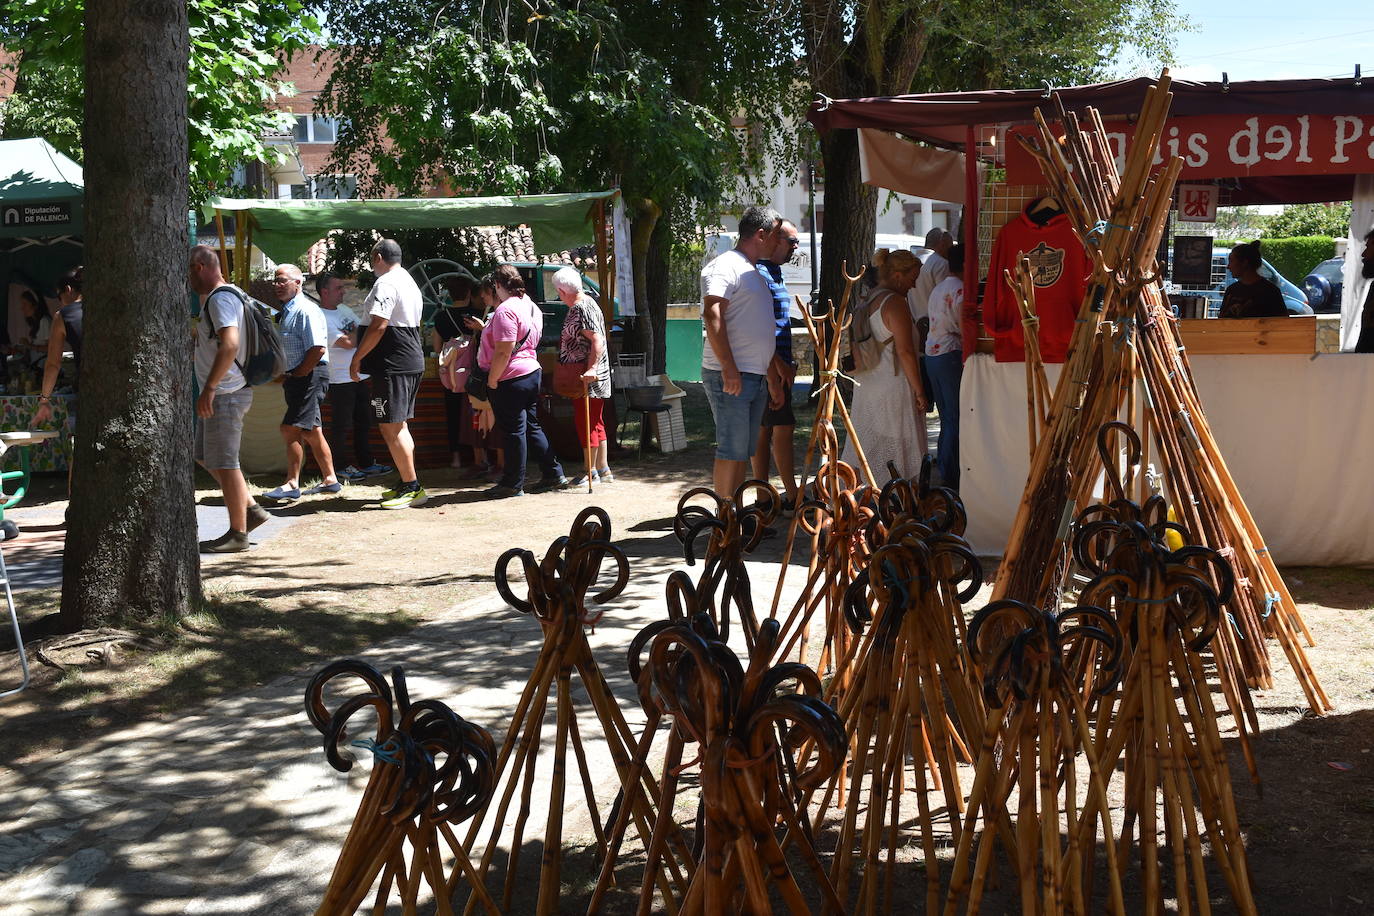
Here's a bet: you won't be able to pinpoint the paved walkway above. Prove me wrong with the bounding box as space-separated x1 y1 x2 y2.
0 521 808 915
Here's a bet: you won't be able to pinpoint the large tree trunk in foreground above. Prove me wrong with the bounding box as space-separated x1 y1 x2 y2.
644 209 672 377
61 0 199 630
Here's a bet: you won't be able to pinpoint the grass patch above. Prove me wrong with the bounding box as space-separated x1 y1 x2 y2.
2 587 418 765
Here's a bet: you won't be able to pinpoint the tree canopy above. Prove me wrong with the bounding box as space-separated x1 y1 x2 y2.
0 0 318 203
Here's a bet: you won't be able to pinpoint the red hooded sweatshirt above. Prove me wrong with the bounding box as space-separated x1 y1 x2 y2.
983 203 1090 363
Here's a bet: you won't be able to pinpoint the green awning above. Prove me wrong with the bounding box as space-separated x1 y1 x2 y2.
0 138 84 239
202 191 619 264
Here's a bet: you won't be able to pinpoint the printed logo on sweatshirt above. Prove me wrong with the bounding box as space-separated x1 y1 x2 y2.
1025 242 1066 287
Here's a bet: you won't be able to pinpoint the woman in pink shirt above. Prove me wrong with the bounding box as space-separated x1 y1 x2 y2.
473 264 569 497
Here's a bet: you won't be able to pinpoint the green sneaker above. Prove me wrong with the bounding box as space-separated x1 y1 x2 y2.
380 487 429 510
380 486 399 500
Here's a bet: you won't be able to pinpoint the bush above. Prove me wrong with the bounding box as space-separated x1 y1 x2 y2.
1255 236 1336 285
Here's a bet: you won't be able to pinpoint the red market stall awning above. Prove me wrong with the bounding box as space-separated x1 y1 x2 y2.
809 75 1374 205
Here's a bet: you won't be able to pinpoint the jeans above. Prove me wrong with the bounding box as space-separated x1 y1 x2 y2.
925 350 963 489
701 368 767 461
490 369 563 489
326 379 375 468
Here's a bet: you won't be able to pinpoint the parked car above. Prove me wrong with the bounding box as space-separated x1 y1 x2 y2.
1169 247 1312 316
1302 258 1344 313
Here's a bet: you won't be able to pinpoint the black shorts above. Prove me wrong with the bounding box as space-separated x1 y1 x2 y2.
373 372 421 424
761 396 796 428
282 366 330 429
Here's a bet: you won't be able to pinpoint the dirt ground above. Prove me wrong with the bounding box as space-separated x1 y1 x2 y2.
3 383 1373 913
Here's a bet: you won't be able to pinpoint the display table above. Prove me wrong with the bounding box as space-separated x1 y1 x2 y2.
960 351 1374 566
0 395 72 472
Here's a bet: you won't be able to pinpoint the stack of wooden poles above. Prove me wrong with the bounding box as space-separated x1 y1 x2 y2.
1000 68 1328 720
305 661 499 916
462 508 681 915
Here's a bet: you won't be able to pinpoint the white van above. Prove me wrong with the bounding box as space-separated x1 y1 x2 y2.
704 231 930 315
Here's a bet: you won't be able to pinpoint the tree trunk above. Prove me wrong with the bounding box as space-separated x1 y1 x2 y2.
817 127 878 314
61 0 200 630
644 208 672 377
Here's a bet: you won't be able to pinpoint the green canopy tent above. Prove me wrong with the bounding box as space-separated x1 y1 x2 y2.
0 138 84 347
201 190 622 319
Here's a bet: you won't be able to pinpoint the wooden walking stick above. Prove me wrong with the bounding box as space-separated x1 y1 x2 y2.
581 380 594 493
305 660 500 916
462 508 683 916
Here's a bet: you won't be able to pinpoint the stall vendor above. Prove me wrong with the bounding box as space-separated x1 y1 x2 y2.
1219 241 1285 319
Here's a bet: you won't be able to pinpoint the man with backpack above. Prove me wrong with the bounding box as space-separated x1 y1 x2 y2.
189 245 270 553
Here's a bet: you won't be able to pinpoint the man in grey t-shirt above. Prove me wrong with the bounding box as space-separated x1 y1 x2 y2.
700 205 780 497
189 245 269 553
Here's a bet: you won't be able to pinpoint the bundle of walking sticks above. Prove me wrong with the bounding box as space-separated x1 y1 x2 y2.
1001 68 1328 717
305 660 499 916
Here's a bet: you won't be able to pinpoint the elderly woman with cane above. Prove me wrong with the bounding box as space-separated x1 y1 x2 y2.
552 267 613 487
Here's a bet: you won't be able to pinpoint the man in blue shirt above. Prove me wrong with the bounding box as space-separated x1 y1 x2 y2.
752 219 800 512
264 264 341 501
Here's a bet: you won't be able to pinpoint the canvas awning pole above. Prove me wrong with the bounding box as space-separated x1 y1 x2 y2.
213 208 229 278
962 125 981 355
234 211 249 287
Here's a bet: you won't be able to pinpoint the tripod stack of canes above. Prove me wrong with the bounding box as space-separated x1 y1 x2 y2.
463 507 682 915
945 602 1128 916
634 609 847 914
802 466 986 914
1073 473 1258 915
306 661 499 916
996 68 1328 717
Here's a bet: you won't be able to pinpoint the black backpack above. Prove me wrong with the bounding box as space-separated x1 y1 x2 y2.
202 284 288 386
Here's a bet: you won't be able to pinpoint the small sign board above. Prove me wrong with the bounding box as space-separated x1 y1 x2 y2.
1 201 74 230
1177 184 1218 222
1172 235 1215 287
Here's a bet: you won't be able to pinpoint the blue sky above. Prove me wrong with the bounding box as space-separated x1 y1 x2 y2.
1168 0 1374 81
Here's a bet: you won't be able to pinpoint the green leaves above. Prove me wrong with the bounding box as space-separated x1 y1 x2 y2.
2 0 317 203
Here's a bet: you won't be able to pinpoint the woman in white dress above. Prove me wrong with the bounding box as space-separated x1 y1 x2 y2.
841 249 929 483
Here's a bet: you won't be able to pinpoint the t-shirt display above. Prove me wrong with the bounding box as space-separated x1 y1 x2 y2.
1219 279 1287 319
362 266 425 375
983 200 1090 363
193 285 247 393
699 248 776 376
324 305 367 385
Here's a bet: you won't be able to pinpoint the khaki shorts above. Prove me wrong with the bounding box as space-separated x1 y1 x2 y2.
194 387 253 470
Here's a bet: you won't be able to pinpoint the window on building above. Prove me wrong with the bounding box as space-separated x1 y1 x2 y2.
293 115 343 143
312 175 357 199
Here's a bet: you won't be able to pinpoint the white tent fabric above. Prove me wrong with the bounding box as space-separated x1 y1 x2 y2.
1340 174 1374 350
613 196 636 317
960 353 1374 566
857 128 977 203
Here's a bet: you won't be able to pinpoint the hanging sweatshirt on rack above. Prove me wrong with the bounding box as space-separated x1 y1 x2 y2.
983 202 1090 363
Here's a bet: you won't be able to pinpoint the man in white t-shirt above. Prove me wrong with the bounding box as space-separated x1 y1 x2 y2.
909 227 952 324
700 205 781 497
317 271 390 482
189 245 269 553
350 239 428 509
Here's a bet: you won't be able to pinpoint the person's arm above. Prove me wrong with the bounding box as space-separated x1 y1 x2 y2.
431 328 444 355
882 295 928 411
351 317 388 381
702 294 741 395
197 325 240 418
487 339 515 386
32 320 68 425
579 327 604 384
292 345 325 377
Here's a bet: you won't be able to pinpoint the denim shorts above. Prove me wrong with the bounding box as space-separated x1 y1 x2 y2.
702 368 767 462
194 387 253 470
